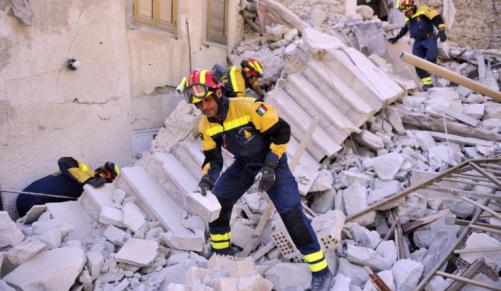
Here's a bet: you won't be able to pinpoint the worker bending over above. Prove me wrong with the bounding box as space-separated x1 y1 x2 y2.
16 157 119 216
182 69 333 291
389 0 447 90
214 57 267 100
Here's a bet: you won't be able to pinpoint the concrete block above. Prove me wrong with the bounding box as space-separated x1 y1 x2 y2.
34 228 62 250
347 240 397 271
354 129 385 150
387 107 406 134
332 273 352 290
104 225 130 246
184 266 212 286
78 183 115 219
208 255 256 278
460 232 501 265
369 152 404 180
46 201 94 240
122 202 147 233
368 180 401 208
312 210 345 251
293 164 319 195
166 283 189 291
230 219 254 249
310 170 334 192
347 223 381 250
340 171 372 188
23 205 47 224
112 189 126 204
120 167 189 235
115 239 159 267
463 103 485 119
413 131 436 152
0 211 24 247
338 258 369 287
7 239 46 266
237 275 273 291
362 270 396 291
185 191 221 222
86 250 104 280
214 277 239 291
264 263 311 291
342 183 375 226
99 206 125 228
160 230 205 252
32 219 74 238
391 259 423 291
311 188 336 214
3 247 85 291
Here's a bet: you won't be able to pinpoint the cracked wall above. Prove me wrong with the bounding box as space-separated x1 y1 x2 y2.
0 0 243 204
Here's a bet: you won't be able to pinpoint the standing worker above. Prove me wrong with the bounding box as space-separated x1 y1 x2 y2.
213 57 268 100
388 0 447 90
182 69 333 291
16 157 119 217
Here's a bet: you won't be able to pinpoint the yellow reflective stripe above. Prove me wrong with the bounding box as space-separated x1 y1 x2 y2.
205 116 252 136
200 69 208 84
411 10 425 19
224 116 251 131
202 163 210 176
438 24 446 29
421 77 432 85
79 162 90 173
68 168 93 184
211 233 230 241
304 251 324 263
230 67 239 93
211 241 230 249
206 125 224 136
308 259 328 272
114 165 120 175
254 61 263 74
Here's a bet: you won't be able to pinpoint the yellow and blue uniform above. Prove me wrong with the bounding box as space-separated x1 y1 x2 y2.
199 97 329 276
16 157 95 216
394 5 446 86
219 66 248 98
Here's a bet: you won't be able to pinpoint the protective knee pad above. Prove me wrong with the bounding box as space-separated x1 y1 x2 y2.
280 208 315 247
209 196 234 228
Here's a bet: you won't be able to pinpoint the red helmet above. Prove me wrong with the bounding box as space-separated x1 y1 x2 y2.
95 162 120 183
240 57 264 78
183 69 221 104
397 0 415 12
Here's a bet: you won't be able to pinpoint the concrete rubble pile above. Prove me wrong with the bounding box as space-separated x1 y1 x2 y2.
1 1 501 291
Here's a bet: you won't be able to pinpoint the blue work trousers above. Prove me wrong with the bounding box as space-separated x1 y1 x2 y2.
412 36 438 79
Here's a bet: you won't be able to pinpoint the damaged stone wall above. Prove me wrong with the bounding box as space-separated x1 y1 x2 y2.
0 0 244 208
274 0 357 21
416 0 497 49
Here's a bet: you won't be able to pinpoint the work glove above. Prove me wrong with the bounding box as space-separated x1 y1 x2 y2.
85 177 106 188
388 37 399 44
438 29 447 42
255 158 279 192
196 175 214 196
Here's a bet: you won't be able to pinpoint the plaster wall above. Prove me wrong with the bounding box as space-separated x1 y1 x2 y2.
0 0 244 208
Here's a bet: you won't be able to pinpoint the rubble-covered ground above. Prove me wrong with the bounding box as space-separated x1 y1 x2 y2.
1 1 500 290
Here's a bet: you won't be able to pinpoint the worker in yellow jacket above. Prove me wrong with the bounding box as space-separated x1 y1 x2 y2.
182 69 333 291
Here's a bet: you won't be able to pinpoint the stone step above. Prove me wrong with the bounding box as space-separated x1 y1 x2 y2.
172 139 205 181
304 60 375 125
286 135 320 170
268 88 342 160
287 73 359 134
153 152 198 195
119 166 189 235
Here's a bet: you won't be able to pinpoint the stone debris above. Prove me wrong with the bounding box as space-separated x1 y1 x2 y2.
3 1 501 290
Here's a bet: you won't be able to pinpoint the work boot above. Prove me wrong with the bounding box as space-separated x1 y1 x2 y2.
422 84 433 91
311 270 334 291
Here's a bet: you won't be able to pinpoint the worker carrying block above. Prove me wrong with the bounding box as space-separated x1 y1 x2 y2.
181 69 334 291
388 0 447 90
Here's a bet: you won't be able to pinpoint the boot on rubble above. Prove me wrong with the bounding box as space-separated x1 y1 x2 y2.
311 270 334 291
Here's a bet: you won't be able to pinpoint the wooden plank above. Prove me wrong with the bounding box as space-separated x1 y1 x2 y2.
402 209 450 234
425 130 493 147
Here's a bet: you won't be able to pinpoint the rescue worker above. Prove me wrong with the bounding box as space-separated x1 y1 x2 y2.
215 57 267 100
388 0 447 90
16 157 119 217
182 69 333 291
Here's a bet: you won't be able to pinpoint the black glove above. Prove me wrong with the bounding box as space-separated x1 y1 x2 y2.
85 177 106 188
438 29 447 42
197 175 214 196
388 37 399 44
256 159 278 192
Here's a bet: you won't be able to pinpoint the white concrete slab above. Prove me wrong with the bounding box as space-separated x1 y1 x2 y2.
185 191 221 222
121 167 189 235
78 183 115 219
154 152 198 194
115 239 159 267
0 211 24 247
293 165 319 196
4 247 85 291
46 201 94 241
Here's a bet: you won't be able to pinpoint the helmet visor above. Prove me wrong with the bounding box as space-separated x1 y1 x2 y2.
183 84 213 104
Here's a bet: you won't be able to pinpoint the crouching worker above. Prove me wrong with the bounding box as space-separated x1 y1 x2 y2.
182 69 334 291
16 157 119 217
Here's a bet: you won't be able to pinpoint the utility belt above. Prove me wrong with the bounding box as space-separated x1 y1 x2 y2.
413 32 436 42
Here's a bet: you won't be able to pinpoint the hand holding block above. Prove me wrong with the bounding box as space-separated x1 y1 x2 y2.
185 191 221 222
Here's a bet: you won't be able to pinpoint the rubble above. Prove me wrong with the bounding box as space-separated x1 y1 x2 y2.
2 1 500 290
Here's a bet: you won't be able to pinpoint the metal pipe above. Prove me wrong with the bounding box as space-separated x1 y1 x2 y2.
400 52 501 102
0 188 78 200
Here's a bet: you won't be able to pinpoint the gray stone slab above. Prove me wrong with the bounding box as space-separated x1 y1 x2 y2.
0 211 24 247
46 201 94 241
115 239 159 267
78 183 115 219
4 247 85 291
